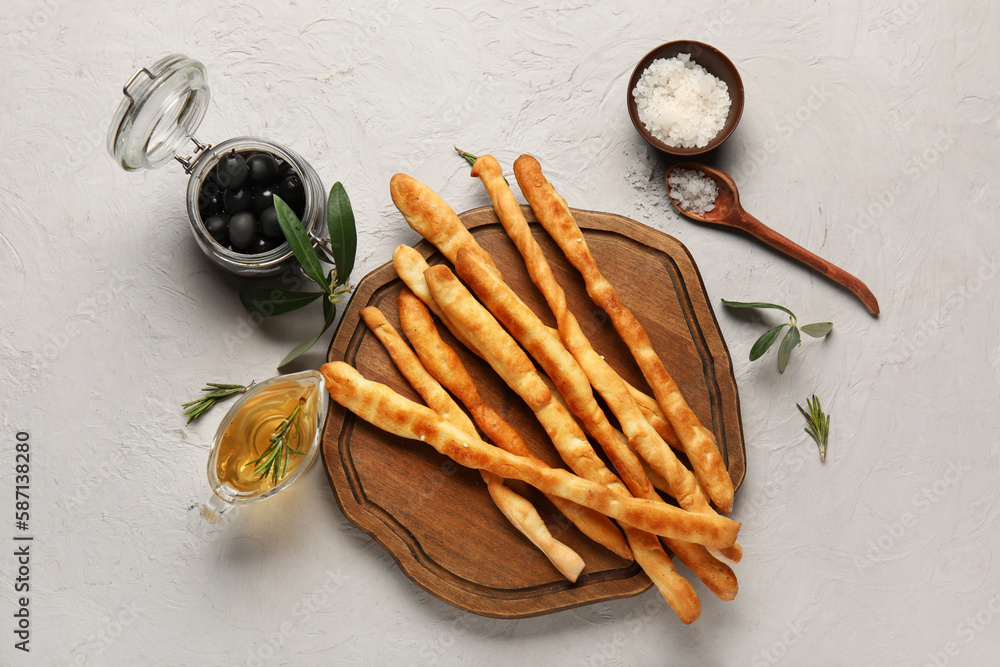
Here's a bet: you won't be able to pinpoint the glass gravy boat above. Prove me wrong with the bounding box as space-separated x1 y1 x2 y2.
202 370 328 522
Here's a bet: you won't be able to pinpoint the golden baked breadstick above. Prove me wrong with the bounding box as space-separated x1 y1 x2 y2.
469 156 700 504
514 154 735 514
424 264 615 485
392 245 480 356
626 529 701 623
423 264 708 621
326 359 700 622
360 306 586 582
392 245 445 321
360 306 475 432
454 247 655 501
485 483 588 581
322 362 740 550
468 154 743 573
667 539 739 601
390 173 498 273
397 288 632 560
626 382 682 449
455 247 740 594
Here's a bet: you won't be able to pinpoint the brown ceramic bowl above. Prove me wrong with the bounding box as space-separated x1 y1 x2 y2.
627 40 745 156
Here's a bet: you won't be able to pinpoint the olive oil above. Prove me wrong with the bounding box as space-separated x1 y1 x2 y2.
215 380 318 494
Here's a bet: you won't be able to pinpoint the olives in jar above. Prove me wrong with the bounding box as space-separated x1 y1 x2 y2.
197 149 307 256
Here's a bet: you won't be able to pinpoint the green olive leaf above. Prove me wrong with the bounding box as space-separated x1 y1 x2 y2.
246 185 358 369
721 299 796 319
327 182 357 286
749 324 788 361
278 300 338 367
274 195 327 290
777 326 801 373
239 287 324 317
800 322 833 338
725 298 832 373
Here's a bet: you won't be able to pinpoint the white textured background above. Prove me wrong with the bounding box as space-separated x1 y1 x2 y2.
2 0 999 665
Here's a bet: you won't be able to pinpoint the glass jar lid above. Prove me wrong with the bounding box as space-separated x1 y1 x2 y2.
107 54 211 171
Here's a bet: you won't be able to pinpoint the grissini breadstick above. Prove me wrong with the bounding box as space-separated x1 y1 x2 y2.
424 264 617 486
390 173 499 274
629 533 701 624
625 382 682 450
392 245 480 356
360 306 476 433
327 359 701 622
397 289 632 561
321 362 741 550
360 306 586 582
422 264 706 621
513 154 735 514
392 245 446 321
468 157 700 505
454 247 656 502
467 155 741 567
455 247 740 595
484 483 587 580
463 158 688 447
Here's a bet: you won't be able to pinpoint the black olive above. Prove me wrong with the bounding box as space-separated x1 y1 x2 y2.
253 236 278 254
198 189 223 218
246 153 280 185
223 187 253 214
251 186 277 217
216 150 248 190
203 213 230 246
201 179 221 197
277 173 306 210
229 212 258 250
258 206 283 239
204 169 223 190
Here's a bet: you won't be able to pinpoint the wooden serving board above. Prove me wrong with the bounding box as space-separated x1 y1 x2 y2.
322 205 745 618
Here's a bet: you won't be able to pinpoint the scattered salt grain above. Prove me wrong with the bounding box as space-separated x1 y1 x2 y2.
667 168 719 215
632 54 731 148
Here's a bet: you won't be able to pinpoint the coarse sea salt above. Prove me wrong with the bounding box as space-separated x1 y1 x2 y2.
667 168 718 215
632 54 731 148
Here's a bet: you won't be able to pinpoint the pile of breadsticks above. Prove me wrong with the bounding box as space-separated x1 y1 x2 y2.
321 154 740 624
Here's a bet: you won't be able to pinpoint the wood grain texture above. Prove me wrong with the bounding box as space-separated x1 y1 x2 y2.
322 205 745 618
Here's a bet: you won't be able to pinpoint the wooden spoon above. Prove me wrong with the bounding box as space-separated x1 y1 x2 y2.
666 163 879 316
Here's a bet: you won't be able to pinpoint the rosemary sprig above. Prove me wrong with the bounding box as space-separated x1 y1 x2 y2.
454 146 510 185
251 396 307 484
455 146 478 167
798 394 830 461
182 381 255 424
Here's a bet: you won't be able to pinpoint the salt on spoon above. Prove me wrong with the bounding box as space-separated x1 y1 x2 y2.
665 163 880 316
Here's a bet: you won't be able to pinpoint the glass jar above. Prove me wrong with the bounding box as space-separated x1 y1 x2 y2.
107 54 325 277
